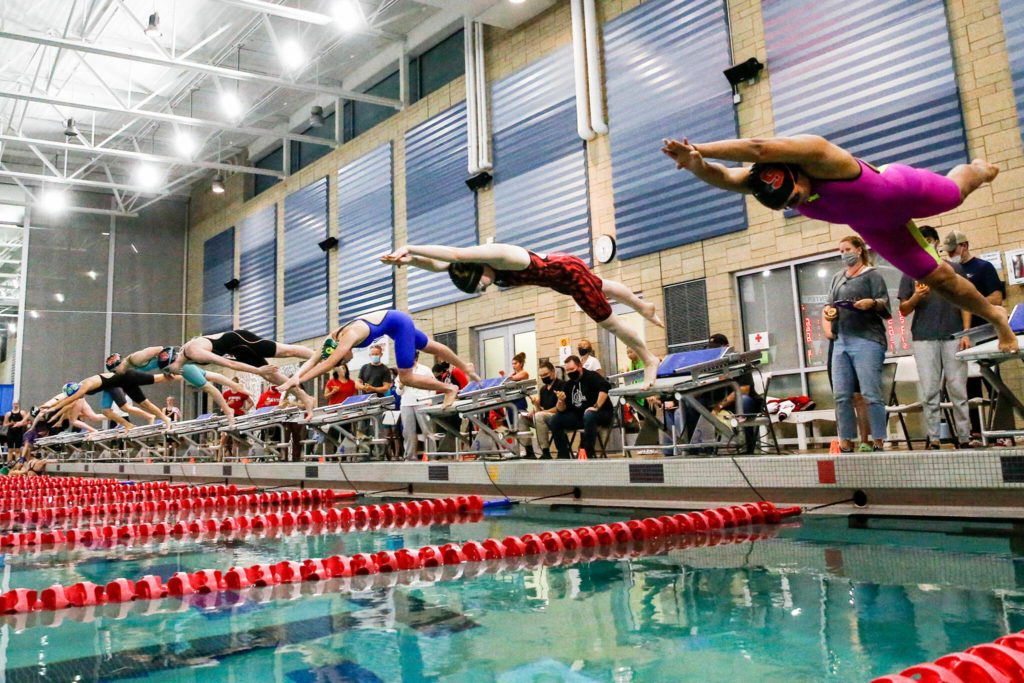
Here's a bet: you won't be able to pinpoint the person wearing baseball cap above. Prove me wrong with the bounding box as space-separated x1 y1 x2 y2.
944 228 1008 442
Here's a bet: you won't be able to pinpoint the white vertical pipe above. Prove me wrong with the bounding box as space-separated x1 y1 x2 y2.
474 21 492 171
399 44 409 107
570 0 595 141
104 203 115 361
464 18 480 174
582 0 608 135
12 205 29 402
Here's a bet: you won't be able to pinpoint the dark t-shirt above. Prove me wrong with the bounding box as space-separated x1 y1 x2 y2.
897 266 966 341
358 363 392 391
829 268 892 348
960 257 1004 328
537 379 566 411
563 369 612 418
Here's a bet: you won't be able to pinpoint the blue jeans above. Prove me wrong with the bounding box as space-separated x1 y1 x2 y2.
832 335 887 441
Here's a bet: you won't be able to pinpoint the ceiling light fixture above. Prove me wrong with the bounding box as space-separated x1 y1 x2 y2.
211 173 226 194
333 0 365 30
40 189 67 212
309 105 325 127
279 38 305 71
6 323 15 334
221 91 243 119
54 292 64 303
63 118 78 137
135 164 163 189
144 12 162 37
175 130 196 157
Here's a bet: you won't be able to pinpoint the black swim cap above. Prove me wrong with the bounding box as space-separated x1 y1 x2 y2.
747 162 799 210
157 346 178 369
105 352 122 371
448 263 484 294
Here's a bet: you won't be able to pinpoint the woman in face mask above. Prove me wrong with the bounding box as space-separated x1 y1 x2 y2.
822 236 892 452
576 340 602 375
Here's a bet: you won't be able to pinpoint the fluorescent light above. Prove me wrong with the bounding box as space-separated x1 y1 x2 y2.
29 310 38 319
211 174 226 194
135 164 163 189
221 91 243 119
54 292 64 303
279 39 305 71
86 270 97 280
175 131 197 157
6 323 15 333
509 0 526 4
333 0 365 30
40 190 67 212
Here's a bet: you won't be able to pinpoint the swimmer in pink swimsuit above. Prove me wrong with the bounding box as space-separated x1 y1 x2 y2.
381 242 665 388
662 134 1016 352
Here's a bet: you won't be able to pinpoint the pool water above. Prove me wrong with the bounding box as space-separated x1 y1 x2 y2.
2 505 1023 682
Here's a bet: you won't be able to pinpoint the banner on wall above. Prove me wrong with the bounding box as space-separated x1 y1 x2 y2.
558 337 571 364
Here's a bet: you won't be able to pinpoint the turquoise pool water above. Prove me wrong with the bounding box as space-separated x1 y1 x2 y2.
1 505 1022 681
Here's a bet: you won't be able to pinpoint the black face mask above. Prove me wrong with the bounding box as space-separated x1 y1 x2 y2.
578 347 590 356
541 376 553 385
568 370 581 381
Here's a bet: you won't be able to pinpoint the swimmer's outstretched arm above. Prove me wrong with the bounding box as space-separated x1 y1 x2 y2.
120 346 164 371
280 340 353 390
47 375 102 415
383 243 530 271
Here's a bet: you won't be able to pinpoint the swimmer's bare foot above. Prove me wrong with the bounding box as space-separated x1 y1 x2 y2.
442 386 459 408
639 300 664 328
638 364 659 390
972 159 999 183
301 396 316 420
992 307 1019 353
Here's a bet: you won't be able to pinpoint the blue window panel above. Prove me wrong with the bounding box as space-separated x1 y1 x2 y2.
254 146 283 196
238 205 277 339
338 144 395 322
605 0 745 261
764 0 969 171
283 177 329 342
1002 0 1024 152
492 45 591 262
202 227 234 334
404 102 478 312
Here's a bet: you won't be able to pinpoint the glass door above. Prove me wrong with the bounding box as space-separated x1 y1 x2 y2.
475 317 537 380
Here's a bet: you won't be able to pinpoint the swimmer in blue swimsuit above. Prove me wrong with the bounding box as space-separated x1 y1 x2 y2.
108 348 249 425
279 309 480 411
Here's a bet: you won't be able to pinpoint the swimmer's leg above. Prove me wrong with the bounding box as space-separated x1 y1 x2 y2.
272 342 316 360
598 313 660 389
397 365 460 408
601 279 664 328
922 262 1017 352
947 160 999 201
263 367 316 419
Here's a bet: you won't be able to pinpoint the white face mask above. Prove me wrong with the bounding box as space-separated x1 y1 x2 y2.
948 254 962 264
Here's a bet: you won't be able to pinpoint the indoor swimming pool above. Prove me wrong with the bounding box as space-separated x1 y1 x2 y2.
1 493 1023 682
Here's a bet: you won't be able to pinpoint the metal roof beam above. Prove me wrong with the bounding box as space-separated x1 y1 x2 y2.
0 30 403 108
0 168 187 198
0 133 286 178
0 88 334 146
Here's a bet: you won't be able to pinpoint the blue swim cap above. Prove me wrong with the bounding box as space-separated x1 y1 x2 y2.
62 381 81 397
320 337 338 361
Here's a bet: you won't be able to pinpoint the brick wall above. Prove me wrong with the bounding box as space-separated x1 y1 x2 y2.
185 0 1024 395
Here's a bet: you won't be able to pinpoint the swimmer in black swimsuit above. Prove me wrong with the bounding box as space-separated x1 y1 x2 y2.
163 329 315 417
109 348 247 425
47 370 174 429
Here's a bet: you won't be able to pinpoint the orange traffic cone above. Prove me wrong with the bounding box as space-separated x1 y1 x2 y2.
421 452 428 462
577 447 588 461
829 439 841 454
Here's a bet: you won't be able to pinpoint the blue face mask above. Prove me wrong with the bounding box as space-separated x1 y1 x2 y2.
369 355 381 364
841 251 861 267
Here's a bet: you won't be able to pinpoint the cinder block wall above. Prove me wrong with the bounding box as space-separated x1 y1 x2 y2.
185 0 1024 394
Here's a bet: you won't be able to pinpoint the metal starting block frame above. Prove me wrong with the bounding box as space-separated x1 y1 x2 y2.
419 378 535 460
305 394 396 461
220 406 302 462
167 414 230 461
34 430 89 461
610 349 763 456
122 421 170 462
84 428 130 462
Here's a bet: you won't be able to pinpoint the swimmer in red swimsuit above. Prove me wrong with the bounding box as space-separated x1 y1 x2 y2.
382 243 664 388
662 134 1015 352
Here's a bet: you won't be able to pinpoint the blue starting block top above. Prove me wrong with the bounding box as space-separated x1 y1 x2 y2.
341 393 377 406
1010 304 1024 334
459 377 504 396
656 347 730 378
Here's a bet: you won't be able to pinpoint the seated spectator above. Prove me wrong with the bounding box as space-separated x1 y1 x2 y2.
325 364 357 406
521 360 564 459
577 339 603 375
256 383 283 410
549 355 613 459
433 361 468 389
